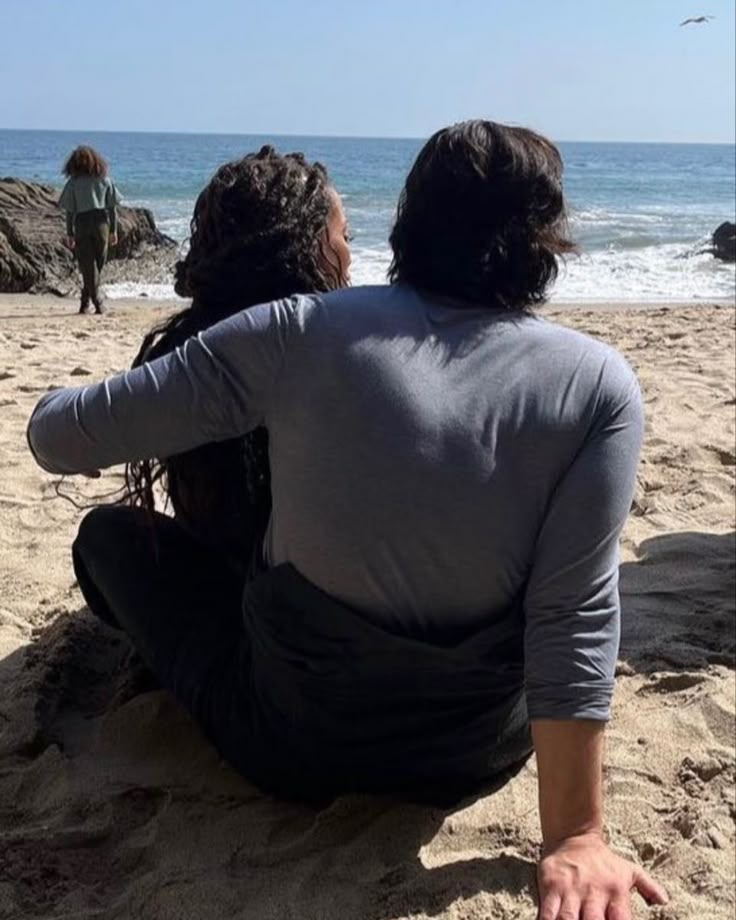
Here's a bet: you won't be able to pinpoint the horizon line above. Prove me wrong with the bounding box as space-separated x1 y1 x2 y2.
1 126 734 147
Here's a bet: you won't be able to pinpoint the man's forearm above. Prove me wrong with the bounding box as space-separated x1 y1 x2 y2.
532 719 605 848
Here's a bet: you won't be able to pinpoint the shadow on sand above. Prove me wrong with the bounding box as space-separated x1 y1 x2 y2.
619 530 735 674
1 528 732 917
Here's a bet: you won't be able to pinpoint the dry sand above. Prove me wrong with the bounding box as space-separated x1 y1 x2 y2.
0 295 734 920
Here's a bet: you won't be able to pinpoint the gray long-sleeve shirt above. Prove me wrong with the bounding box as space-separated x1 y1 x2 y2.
27 285 644 721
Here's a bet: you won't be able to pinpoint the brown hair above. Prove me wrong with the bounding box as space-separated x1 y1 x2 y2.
389 120 577 310
62 146 108 178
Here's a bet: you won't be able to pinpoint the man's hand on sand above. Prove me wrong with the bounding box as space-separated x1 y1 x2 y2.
537 832 668 920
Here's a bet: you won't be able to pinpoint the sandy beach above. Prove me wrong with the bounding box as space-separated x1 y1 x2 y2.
0 294 734 920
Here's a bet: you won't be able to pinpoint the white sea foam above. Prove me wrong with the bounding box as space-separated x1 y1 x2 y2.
349 246 391 287
106 241 735 304
106 189 736 306
345 241 735 302
105 281 181 300
551 243 735 302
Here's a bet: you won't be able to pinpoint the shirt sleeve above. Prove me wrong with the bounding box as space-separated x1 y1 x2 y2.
27 298 297 475
105 180 120 235
58 180 74 213
58 181 75 235
523 355 644 722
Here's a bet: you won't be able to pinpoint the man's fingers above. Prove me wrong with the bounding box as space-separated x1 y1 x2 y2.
605 896 632 920
581 895 607 920
537 889 561 920
556 896 582 920
632 867 669 905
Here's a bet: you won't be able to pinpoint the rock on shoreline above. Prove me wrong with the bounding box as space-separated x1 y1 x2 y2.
0 178 178 296
711 221 736 263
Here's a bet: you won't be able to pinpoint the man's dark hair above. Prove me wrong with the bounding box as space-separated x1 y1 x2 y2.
389 120 576 310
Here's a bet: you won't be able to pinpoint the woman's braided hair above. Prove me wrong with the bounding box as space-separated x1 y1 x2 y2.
123 145 346 564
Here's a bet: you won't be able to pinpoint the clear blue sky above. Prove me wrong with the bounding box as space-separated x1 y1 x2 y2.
1 0 734 142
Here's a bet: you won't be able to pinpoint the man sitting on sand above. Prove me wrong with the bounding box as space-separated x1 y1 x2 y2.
28 120 668 920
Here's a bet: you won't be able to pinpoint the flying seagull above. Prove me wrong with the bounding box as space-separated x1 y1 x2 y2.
680 15 714 25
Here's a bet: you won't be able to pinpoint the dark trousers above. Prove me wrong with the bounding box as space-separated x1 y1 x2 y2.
74 209 109 310
72 506 251 769
72 506 532 804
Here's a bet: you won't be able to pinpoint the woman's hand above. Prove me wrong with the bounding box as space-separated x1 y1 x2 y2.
66 236 75 250
109 233 118 248
537 832 668 920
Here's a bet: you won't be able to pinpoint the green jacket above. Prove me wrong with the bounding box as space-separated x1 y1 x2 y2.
59 175 120 236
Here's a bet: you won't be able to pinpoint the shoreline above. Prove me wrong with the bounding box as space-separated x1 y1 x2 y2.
1 292 734 317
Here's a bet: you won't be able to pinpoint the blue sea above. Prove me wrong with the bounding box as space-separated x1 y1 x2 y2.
1 129 734 302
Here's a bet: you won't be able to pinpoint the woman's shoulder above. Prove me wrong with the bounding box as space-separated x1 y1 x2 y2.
77 174 116 189
58 178 75 207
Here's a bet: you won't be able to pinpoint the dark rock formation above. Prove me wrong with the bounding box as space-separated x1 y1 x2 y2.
0 178 178 295
711 221 736 263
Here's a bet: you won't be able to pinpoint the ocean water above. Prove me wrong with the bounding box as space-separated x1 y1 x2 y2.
1 129 734 302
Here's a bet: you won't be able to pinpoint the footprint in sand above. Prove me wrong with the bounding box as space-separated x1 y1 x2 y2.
671 804 701 839
632 840 673 869
704 445 736 467
637 672 708 696
679 755 726 788
0 785 170 915
70 367 92 377
17 384 48 394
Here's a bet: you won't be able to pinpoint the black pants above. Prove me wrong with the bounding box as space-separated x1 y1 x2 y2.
72 506 532 804
74 209 109 310
72 506 254 773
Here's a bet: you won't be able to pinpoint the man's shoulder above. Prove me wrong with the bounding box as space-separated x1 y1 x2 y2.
530 316 636 379
547 322 643 424
288 285 406 332
318 284 401 311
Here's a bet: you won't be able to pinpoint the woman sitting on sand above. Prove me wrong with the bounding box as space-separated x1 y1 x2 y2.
59 146 121 315
124 145 351 567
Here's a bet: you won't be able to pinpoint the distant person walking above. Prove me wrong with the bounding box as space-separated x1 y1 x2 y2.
59 146 120 314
